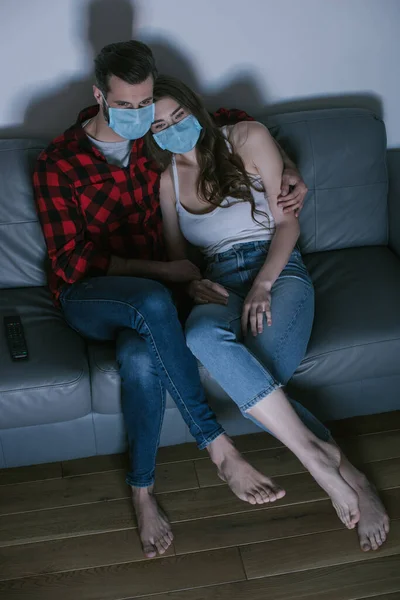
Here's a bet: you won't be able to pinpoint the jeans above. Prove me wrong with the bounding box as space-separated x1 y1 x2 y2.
60 276 224 487
185 241 330 441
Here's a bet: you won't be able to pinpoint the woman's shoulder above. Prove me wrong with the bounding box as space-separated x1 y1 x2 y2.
225 121 270 152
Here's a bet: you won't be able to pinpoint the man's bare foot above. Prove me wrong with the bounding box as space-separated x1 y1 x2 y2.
301 440 360 529
207 434 286 505
338 453 390 551
131 486 173 558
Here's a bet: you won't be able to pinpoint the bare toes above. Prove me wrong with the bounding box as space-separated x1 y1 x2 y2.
384 517 390 534
275 488 286 499
155 540 166 555
246 493 257 505
253 491 264 505
259 490 270 503
143 544 157 558
361 539 371 552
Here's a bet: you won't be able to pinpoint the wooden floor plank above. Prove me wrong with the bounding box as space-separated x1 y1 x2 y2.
0 461 198 516
195 430 400 487
62 454 129 478
354 593 400 600
2 460 398 549
0 548 245 600
172 488 400 555
0 529 175 582
0 498 135 548
328 411 400 437
0 462 62 486
240 518 400 579
139 554 400 600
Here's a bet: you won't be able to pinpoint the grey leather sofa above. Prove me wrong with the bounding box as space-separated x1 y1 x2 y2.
1 107 399 468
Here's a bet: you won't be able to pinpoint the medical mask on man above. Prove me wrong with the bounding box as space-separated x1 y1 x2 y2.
102 93 155 140
153 115 202 154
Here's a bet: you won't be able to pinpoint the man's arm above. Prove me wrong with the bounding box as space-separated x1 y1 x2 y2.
34 158 111 284
213 108 308 217
33 159 200 285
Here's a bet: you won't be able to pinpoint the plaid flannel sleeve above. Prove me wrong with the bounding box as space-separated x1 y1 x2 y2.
33 158 111 285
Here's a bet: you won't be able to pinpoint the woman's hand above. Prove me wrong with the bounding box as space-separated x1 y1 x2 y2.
166 260 202 283
187 279 229 305
241 282 272 336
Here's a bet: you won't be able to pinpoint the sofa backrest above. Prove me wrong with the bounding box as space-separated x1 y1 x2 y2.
0 108 389 289
264 108 388 254
0 139 47 289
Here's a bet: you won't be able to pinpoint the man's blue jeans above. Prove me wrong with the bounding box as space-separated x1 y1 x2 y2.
185 241 331 441
60 276 224 487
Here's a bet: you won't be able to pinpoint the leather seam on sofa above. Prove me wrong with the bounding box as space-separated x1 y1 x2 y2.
0 220 39 226
304 336 400 362
268 114 383 126
0 369 86 393
305 181 387 193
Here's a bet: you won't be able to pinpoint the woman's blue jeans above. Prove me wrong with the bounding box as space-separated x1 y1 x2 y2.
60 276 224 487
185 241 330 441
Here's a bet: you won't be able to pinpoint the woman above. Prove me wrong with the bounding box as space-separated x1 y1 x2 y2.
145 75 389 552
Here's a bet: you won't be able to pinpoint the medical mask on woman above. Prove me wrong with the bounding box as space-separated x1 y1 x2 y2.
153 115 202 154
102 94 155 140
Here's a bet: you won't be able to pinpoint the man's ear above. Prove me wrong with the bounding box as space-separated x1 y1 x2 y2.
93 85 103 106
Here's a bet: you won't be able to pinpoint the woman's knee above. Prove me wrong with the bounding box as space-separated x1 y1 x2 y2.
185 307 228 353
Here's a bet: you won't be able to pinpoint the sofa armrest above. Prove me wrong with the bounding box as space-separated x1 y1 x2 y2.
387 150 400 258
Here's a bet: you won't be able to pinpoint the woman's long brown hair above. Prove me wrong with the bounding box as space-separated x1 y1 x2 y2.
144 75 265 216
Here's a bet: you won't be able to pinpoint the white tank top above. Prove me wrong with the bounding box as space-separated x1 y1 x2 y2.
171 127 275 257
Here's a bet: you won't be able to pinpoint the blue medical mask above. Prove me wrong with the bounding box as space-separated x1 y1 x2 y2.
153 115 202 154
103 94 155 140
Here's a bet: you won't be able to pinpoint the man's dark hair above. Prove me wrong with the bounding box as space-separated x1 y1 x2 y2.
94 40 158 93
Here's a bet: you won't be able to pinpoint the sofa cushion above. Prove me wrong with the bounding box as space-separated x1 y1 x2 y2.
291 246 400 390
0 287 91 428
0 139 47 288
263 109 388 253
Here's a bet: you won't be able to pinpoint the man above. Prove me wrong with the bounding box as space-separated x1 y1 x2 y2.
33 40 307 558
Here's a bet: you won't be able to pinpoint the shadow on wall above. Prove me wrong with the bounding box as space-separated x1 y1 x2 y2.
0 0 384 142
0 0 135 141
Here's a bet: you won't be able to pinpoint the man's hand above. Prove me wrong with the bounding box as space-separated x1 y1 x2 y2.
166 260 202 283
278 167 308 218
187 279 229 305
241 282 272 337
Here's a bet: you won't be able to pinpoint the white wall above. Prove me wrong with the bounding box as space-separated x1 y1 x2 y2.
0 0 399 146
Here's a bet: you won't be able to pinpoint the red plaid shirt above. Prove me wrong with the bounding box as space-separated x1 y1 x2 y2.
33 105 253 305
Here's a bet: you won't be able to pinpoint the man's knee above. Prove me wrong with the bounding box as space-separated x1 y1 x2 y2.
117 331 155 382
139 282 175 319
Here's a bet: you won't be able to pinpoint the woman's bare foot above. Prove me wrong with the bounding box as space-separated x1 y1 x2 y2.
131 486 173 559
301 440 360 529
207 434 286 505
338 453 390 551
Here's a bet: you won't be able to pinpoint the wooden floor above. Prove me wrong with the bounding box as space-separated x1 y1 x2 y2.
1 412 400 600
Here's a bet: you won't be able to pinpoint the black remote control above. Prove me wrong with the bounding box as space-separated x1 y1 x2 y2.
4 316 29 361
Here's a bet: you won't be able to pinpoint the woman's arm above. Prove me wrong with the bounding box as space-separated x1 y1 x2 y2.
231 121 301 334
233 121 300 287
160 171 229 305
159 170 188 261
